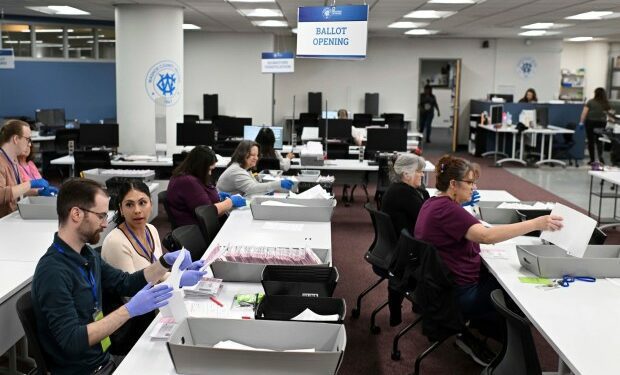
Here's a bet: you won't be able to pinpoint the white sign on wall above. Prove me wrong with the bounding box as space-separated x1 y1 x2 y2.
261 52 295 73
296 5 368 59
0 49 15 69
517 57 537 79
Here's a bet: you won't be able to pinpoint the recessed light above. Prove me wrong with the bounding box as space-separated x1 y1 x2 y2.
22 28 70 33
566 11 613 20
519 30 552 36
405 29 439 35
404 10 456 19
26 6 89 15
428 0 475 3
565 37 594 42
388 21 429 28
238 8 283 17
522 23 554 29
183 24 201 30
251 20 288 27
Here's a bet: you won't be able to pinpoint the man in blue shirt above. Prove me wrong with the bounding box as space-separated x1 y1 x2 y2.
31 179 197 374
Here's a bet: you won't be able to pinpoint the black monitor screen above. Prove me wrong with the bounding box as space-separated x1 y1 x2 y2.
536 106 549 127
366 128 407 153
490 105 503 125
319 119 352 140
177 123 215 146
215 117 252 139
79 123 119 148
35 108 65 127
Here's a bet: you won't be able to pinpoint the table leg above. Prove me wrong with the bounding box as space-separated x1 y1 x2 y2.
535 132 566 167
599 179 604 225
496 131 526 166
614 183 618 222
588 176 593 217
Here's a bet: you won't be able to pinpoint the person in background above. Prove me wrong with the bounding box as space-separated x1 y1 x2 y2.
518 88 538 103
216 140 294 196
337 109 348 119
415 155 562 366
167 145 245 227
418 85 440 143
381 153 430 326
255 127 293 171
31 179 202 374
580 87 611 165
0 119 52 218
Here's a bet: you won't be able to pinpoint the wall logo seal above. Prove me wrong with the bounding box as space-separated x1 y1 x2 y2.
516 57 537 79
145 60 181 106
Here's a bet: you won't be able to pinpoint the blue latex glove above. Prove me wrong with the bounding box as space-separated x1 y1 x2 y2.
187 259 205 271
38 186 58 197
229 194 246 208
125 283 173 318
280 179 294 190
163 249 192 271
30 178 49 189
218 191 231 202
462 190 480 207
179 270 207 288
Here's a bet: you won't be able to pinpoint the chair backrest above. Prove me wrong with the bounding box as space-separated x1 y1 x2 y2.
74 150 111 175
383 113 405 128
159 190 179 230
184 114 200 124
489 289 542 375
172 152 188 169
364 203 399 270
54 128 80 152
389 229 423 293
16 291 49 374
171 225 208 261
194 204 221 248
353 113 373 127
256 157 281 172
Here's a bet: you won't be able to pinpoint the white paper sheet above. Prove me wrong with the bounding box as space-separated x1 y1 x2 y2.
160 249 189 321
291 308 340 322
496 202 554 210
260 200 305 207
288 185 331 200
301 128 320 141
213 340 315 353
540 203 597 258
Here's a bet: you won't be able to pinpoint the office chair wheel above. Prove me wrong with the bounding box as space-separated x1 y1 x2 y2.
351 308 360 319
371 325 381 334
391 350 401 361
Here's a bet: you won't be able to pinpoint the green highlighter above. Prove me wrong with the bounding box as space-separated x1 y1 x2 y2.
519 277 552 285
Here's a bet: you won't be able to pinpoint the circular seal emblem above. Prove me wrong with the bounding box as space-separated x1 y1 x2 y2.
516 57 537 79
145 60 181 106
322 7 332 19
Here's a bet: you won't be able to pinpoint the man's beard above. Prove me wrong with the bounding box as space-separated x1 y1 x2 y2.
78 221 101 244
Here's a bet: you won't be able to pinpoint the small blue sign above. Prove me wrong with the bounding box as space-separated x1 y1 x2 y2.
262 52 295 59
298 5 368 22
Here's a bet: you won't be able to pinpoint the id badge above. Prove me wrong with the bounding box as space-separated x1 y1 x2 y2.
93 309 111 352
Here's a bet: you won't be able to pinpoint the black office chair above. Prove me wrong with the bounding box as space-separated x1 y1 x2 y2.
590 227 607 245
159 190 179 230
73 150 111 176
16 291 49 375
256 157 281 172
183 114 200 124
374 155 392 209
172 152 188 169
351 203 399 334
383 113 405 129
482 289 542 375
353 113 373 128
171 224 207 261
194 204 221 248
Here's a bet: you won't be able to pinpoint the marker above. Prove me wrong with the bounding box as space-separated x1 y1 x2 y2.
209 296 224 307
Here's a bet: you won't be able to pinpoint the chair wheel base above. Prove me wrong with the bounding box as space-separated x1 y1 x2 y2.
351 309 360 319
391 351 401 361
371 325 381 334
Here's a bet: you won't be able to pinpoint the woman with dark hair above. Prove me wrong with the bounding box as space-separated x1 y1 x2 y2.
414 154 562 365
580 87 611 164
167 145 245 227
255 127 293 171
216 140 294 196
518 88 538 103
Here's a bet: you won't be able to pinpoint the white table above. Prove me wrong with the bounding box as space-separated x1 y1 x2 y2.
478 124 525 166
426 188 518 202
521 125 575 167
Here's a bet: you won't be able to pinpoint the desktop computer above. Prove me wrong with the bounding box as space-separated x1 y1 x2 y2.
79 123 120 148
318 119 353 141
243 125 283 149
176 122 215 146
36 108 66 135
489 105 503 126
214 117 252 140
366 128 407 157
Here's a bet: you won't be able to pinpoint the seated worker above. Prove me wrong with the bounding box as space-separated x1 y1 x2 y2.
518 88 538 103
381 152 430 326
0 119 52 217
255 127 293 171
167 145 245 227
18 143 43 182
32 179 204 374
216 140 294 196
337 109 348 119
414 154 562 366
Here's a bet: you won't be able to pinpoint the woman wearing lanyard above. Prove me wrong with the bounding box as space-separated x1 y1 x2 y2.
0 119 51 218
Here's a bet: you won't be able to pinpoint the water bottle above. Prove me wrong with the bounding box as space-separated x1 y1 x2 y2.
358 145 364 162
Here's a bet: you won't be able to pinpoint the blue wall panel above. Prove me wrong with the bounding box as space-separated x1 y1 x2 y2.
0 60 116 122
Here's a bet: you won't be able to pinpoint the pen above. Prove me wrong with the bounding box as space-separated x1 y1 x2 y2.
209 296 224 307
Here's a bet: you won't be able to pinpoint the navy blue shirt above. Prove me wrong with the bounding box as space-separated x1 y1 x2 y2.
32 233 147 374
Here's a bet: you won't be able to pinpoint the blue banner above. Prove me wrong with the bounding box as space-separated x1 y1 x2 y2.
261 52 295 59
298 5 368 22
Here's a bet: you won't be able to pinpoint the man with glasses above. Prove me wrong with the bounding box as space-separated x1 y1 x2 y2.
0 119 52 218
31 179 199 374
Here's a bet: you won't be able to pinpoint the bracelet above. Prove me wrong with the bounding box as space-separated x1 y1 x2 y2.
159 255 172 270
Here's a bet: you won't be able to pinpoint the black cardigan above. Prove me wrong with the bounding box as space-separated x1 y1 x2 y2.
381 182 430 236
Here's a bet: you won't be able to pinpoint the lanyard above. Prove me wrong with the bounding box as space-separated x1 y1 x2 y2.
0 148 21 184
125 223 155 263
53 242 99 309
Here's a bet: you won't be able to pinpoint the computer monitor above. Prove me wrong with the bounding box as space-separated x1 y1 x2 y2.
366 128 407 154
321 110 338 119
487 93 514 103
35 108 65 127
244 125 283 149
176 123 215 146
489 105 503 125
536 106 549 128
215 117 252 139
319 119 353 141
79 123 119 148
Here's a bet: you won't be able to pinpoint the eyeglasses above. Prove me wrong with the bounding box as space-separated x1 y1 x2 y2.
78 207 108 222
20 136 32 144
456 179 477 186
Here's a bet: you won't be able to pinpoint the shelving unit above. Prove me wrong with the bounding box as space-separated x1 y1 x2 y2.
559 70 585 101
608 56 620 100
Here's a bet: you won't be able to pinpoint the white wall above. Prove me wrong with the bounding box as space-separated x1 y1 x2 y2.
561 41 609 99
184 32 273 124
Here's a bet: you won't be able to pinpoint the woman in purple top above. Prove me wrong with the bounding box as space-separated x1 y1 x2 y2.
415 154 563 365
167 146 245 227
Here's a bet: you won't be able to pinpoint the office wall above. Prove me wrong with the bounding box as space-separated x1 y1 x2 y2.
183 32 273 124
0 60 116 122
561 41 609 99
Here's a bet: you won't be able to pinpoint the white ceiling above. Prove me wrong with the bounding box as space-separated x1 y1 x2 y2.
2 0 620 40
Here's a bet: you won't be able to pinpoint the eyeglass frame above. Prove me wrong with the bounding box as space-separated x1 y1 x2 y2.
77 207 108 222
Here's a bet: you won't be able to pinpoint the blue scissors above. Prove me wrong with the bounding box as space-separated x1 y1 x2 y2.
557 275 596 287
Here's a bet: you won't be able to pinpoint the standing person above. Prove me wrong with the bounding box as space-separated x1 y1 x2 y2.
580 87 611 165
518 88 538 103
418 85 440 143
0 119 52 217
255 127 293 171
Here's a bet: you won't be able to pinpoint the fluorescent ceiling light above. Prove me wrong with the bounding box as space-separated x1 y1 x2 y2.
519 30 561 36
404 10 456 19
565 37 594 42
405 29 439 35
522 22 554 29
566 11 613 20
428 0 475 3
251 20 288 27
238 8 282 17
388 21 429 28
183 24 201 30
26 6 89 15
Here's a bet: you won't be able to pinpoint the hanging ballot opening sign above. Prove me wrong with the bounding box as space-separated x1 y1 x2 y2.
261 52 294 73
296 5 368 60
0 49 15 69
